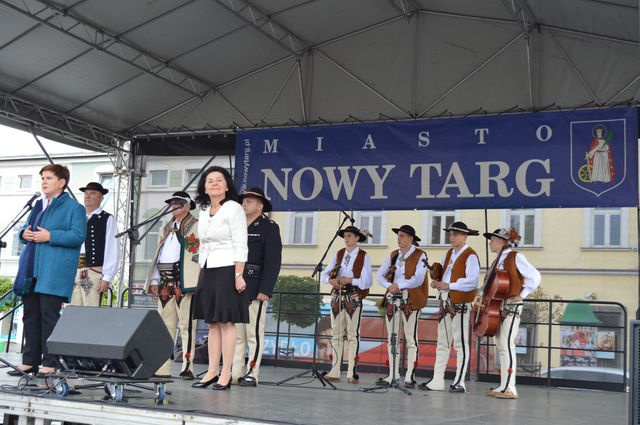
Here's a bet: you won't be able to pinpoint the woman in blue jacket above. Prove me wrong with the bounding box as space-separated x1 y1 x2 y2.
9 164 86 376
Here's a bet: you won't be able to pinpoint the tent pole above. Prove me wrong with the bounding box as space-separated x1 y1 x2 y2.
636 205 639 320
30 128 78 202
484 209 489 269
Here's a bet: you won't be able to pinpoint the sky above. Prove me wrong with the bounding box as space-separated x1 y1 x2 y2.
0 124 93 157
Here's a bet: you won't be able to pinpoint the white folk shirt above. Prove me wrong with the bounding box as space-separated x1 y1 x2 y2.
496 248 542 299
197 200 248 268
441 244 480 292
80 207 119 283
375 245 428 290
150 220 182 286
320 246 373 290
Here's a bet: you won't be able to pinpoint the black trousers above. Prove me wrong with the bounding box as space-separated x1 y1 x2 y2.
22 293 65 367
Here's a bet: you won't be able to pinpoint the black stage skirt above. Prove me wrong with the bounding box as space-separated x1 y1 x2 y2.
193 265 249 324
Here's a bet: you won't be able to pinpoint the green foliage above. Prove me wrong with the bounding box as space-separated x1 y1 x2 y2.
102 279 129 307
522 287 565 322
270 275 323 328
0 278 17 313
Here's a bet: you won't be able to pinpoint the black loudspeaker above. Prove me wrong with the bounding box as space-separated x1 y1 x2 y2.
47 307 174 380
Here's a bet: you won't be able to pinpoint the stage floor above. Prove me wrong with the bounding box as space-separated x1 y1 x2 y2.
0 354 628 425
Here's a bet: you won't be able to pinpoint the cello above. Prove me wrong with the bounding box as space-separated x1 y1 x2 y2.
473 229 520 337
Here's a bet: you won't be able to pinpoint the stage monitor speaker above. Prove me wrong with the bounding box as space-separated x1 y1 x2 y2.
48 307 174 380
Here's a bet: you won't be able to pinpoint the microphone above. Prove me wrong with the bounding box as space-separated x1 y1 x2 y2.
24 192 41 208
341 210 355 225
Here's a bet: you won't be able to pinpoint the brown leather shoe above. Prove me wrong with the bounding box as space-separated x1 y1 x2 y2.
324 375 341 382
494 390 518 399
347 377 359 384
486 390 499 397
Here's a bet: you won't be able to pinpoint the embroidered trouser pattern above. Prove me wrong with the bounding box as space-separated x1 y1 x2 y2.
430 297 471 390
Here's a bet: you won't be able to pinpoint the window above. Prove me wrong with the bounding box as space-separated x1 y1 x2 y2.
144 221 163 260
584 208 628 248
11 223 25 257
354 211 385 245
422 210 459 246
502 209 541 247
99 173 114 191
184 169 200 187
149 170 168 187
591 306 624 369
18 175 32 190
287 212 316 245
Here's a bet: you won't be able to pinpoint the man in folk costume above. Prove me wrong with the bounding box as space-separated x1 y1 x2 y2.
320 225 372 383
70 182 119 307
375 225 429 388
419 221 480 393
232 187 282 386
482 228 541 399
144 191 200 379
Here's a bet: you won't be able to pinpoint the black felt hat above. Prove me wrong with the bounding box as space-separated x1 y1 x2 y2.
337 225 367 242
165 191 196 210
239 187 273 212
79 182 108 195
443 221 480 236
392 224 421 246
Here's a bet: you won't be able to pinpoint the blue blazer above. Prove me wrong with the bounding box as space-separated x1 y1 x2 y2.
20 192 86 301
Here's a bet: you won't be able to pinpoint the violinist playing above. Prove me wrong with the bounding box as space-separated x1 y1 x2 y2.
480 228 541 399
419 221 480 393
320 225 372 383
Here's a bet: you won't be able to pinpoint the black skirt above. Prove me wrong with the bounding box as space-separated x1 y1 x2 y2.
193 265 249 324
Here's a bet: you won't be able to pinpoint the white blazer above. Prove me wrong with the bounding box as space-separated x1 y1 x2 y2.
197 200 248 268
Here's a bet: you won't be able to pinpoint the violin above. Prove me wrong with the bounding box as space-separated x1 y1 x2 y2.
424 258 443 282
328 263 341 280
384 263 396 283
473 229 520 337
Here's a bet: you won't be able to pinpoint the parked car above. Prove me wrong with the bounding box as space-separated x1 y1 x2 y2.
540 367 627 384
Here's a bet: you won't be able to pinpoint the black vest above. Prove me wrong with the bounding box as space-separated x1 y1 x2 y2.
85 211 111 267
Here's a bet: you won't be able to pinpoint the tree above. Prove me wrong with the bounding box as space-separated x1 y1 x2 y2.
0 278 17 314
521 287 565 323
270 275 323 328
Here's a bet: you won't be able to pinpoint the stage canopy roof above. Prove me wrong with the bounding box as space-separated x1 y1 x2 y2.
0 0 638 152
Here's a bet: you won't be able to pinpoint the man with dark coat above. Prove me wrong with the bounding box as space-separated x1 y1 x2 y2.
232 187 282 386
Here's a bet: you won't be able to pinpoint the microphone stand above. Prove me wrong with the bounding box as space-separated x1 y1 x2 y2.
115 206 180 245
272 212 351 389
361 294 411 396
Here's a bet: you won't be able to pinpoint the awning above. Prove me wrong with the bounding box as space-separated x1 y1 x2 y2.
557 302 604 326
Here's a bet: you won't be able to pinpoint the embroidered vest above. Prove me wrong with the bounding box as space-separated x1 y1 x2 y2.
503 251 524 298
442 247 479 304
336 248 369 299
388 249 429 310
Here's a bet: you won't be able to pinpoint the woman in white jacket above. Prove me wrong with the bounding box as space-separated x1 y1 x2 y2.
191 166 248 391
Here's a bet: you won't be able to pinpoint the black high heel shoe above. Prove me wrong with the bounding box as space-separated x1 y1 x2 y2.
7 366 37 376
211 378 232 391
191 375 219 389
